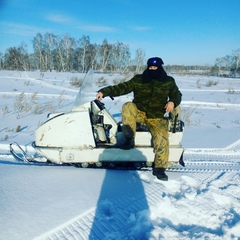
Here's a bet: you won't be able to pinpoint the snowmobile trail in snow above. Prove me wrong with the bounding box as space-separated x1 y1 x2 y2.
2 150 239 240
5 148 240 173
4 142 240 173
33 170 240 240
2 146 240 240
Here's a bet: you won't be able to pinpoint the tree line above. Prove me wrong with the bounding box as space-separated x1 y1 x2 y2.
0 32 239 76
0 33 146 73
213 49 240 77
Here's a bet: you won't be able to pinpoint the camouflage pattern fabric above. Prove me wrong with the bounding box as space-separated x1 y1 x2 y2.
99 74 182 119
122 102 169 168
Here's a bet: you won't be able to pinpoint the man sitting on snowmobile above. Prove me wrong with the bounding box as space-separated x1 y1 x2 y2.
96 57 182 181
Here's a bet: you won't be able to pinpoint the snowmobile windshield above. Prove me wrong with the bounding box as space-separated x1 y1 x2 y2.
72 69 97 111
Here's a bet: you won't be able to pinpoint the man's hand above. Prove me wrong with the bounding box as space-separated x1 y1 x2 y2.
165 101 174 112
96 92 104 100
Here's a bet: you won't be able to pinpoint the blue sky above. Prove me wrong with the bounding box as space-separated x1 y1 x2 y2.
0 0 239 65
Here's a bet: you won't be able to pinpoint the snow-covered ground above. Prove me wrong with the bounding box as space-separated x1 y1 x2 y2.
0 70 240 240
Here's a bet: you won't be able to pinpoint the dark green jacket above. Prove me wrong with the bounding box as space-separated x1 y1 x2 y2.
99 74 182 118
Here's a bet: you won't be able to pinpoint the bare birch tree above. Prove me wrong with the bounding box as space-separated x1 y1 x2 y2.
55 34 75 71
110 42 130 72
78 35 90 72
134 48 145 73
33 33 44 70
44 33 56 71
100 39 112 72
89 43 100 70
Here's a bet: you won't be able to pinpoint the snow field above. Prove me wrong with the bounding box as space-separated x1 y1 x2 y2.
0 70 239 240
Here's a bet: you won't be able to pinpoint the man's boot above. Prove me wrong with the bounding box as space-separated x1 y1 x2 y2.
153 168 168 181
120 137 135 150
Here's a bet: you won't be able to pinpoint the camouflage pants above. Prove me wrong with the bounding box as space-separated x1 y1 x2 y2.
122 102 169 168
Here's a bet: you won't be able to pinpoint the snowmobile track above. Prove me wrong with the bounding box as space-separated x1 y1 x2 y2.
167 160 240 173
167 151 240 172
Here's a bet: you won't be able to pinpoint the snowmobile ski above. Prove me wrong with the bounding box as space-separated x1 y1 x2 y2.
10 142 48 163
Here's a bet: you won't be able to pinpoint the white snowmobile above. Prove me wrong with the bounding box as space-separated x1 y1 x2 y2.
10 69 184 169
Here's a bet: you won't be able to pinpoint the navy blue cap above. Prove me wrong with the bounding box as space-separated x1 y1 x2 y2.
147 57 164 67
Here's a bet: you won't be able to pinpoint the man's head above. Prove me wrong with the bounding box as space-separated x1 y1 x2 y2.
147 57 164 70
142 57 167 81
